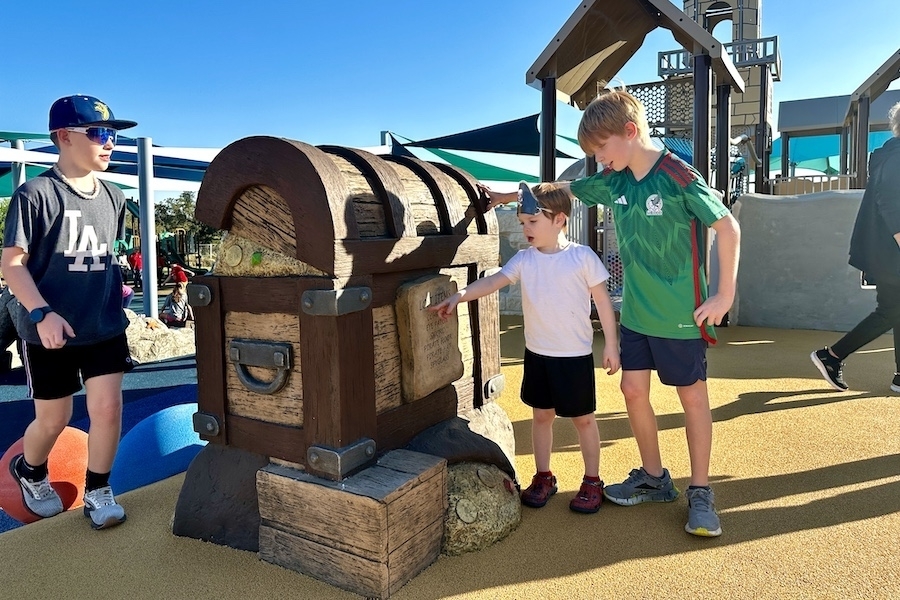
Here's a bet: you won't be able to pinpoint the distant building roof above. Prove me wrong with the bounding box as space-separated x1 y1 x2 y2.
778 89 900 136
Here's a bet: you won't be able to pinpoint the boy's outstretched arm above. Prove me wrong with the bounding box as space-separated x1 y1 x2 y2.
430 272 512 320
479 182 573 211
693 212 741 327
590 282 621 374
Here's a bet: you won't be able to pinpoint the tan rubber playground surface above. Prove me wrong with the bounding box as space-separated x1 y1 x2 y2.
1 316 898 599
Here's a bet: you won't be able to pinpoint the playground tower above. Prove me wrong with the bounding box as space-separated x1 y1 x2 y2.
688 0 779 192
685 0 775 129
642 0 779 193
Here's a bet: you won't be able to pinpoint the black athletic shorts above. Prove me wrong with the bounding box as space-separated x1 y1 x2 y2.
620 325 707 386
22 333 134 400
521 348 596 418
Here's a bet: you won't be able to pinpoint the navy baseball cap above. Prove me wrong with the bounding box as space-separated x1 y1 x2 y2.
49 95 137 131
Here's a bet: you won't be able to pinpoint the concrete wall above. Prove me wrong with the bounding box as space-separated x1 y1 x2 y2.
494 190 877 332
496 208 525 315
732 190 876 331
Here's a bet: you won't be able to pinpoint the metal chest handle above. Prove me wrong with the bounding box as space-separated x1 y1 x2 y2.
228 340 293 395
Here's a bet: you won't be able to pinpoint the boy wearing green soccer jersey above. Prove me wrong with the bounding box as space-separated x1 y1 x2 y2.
485 87 740 536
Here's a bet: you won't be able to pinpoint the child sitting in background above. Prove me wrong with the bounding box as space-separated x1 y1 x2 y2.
159 281 193 327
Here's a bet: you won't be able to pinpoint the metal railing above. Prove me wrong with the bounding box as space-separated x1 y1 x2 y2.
658 36 781 80
771 174 856 195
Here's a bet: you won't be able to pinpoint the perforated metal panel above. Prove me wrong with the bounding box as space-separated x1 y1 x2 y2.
599 207 622 299
629 79 695 132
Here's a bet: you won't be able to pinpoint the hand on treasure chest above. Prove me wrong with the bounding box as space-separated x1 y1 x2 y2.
428 293 462 321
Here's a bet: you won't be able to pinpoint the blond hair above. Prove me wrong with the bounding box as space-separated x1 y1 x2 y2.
171 281 188 303
577 87 649 153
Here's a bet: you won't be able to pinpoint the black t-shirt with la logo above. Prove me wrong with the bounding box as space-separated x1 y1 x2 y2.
3 170 128 345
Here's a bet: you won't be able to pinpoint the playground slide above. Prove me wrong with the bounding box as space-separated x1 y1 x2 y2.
126 199 141 218
163 250 208 275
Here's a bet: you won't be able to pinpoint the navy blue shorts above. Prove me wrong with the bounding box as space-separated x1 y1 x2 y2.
521 348 596 418
620 326 707 386
22 333 134 400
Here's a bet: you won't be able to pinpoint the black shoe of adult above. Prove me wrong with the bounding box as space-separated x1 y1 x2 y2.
891 373 900 394
810 348 849 391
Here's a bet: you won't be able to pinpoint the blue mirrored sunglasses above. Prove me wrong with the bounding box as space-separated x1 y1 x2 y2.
516 181 550 215
64 126 117 145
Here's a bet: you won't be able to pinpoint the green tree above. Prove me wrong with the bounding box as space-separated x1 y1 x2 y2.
154 191 221 245
0 197 10 247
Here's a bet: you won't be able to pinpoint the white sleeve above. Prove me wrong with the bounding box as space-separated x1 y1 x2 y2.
581 247 610 288
499 249 526 285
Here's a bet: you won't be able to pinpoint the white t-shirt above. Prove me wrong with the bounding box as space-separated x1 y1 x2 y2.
500 242 610 357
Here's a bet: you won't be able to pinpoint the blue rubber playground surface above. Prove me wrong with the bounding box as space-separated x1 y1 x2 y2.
0 355 198 533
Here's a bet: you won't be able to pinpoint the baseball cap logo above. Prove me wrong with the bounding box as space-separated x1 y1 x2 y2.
94 101 110 120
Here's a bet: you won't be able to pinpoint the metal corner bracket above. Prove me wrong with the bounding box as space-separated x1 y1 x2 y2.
307 438 377 481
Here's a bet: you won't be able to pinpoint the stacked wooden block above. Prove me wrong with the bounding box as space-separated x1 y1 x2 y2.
257 449 447 599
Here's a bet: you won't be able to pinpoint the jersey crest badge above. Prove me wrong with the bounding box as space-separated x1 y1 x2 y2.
645 194 663 216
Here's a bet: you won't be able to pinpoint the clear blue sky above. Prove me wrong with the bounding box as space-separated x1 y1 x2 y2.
4 0 898 149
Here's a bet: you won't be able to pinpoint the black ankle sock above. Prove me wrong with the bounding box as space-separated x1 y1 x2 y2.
85 470 111 492
16 456 48 481
688 485 711 491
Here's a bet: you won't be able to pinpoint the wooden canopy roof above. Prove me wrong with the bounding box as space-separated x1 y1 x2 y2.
527 0 744 108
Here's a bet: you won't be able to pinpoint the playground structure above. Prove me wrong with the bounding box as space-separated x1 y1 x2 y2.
527 1 899 199
117 198 209 287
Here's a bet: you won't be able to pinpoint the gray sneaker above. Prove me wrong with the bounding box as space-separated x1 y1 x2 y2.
685 487 722 537
604 467 680 506
83 486 126 530
9 454 63 518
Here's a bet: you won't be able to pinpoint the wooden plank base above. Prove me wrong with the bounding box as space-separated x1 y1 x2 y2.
257 449 447 599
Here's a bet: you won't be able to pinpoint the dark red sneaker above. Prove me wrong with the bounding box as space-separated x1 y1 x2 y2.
569 479 604 513
521 473 557 508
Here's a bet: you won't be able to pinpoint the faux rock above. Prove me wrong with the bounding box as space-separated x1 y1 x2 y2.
442 462 520 556
125 309 196 364
406 402 518 483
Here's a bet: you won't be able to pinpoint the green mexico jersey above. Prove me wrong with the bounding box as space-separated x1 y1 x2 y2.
570 150 729 340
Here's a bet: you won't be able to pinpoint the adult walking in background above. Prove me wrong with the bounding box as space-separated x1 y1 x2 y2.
812 101 900 392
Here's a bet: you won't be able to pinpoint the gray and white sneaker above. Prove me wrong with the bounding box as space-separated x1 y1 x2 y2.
685 487 722 537
83 486 126 530
604 467 680 506
9 454 63 518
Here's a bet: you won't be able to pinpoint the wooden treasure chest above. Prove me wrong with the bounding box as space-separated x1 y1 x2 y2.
190 135 504 481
